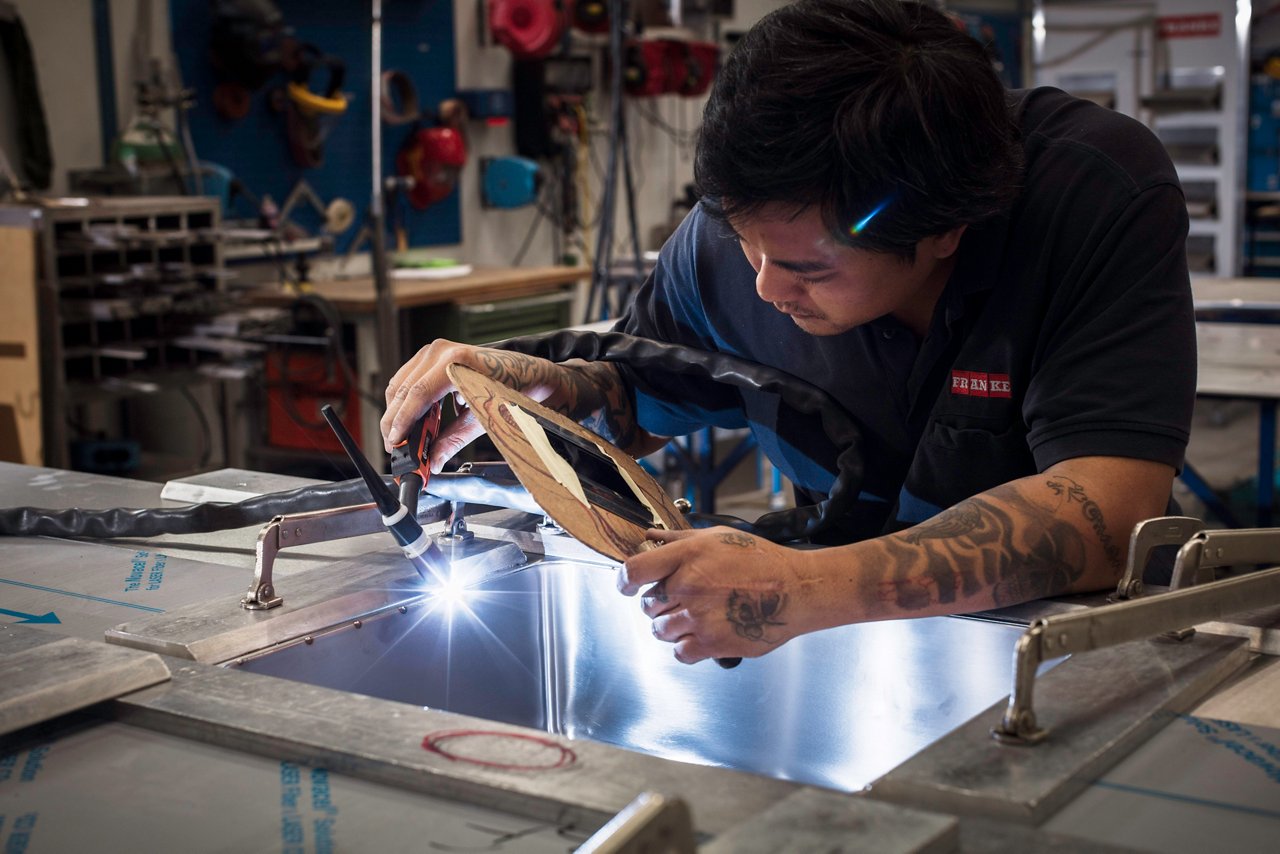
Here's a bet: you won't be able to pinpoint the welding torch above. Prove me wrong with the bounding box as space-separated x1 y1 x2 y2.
320 403 450 584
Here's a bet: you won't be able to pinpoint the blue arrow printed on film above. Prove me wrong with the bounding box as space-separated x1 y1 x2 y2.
0 607 61 624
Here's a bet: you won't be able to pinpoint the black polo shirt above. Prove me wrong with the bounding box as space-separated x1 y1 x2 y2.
615 86 1196 542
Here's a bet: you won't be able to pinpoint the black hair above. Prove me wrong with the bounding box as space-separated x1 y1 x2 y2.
695 0 1023 259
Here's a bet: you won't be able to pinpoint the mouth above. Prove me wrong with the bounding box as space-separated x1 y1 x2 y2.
774 303 821 321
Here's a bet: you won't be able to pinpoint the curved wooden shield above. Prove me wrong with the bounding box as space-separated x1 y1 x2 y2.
447 364 688 561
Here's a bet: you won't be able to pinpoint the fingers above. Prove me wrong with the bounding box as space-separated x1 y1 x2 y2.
382 344 456 452
618 526 699 595
651 610 695 643
640 580 677 617
427 405 485 474
650 613 713 665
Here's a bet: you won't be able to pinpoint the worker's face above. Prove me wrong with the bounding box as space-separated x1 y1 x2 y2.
730 205 963 336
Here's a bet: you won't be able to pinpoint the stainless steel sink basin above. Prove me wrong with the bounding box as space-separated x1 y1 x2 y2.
228 534 1032 793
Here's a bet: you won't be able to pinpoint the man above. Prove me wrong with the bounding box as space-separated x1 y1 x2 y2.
382 0 1195 665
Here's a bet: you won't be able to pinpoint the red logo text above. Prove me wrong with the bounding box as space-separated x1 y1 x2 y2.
951 370 1011 398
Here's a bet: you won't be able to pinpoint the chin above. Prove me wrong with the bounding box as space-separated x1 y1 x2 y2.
789 314 847 336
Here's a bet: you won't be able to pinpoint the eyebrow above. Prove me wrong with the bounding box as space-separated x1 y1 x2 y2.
771 258 835 274
726 226 835 275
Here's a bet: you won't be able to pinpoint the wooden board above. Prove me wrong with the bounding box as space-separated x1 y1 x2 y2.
447 364 688 561
0 225 41 464
249 266 589 313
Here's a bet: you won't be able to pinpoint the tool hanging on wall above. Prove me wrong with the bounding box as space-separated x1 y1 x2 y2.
273 43 349 168
396 99 469 210
279 179 355 233
571 0 609 33
481 156 541 208
623 39 719 97
208 0 290 120
488 0 566 60
380 69 422 126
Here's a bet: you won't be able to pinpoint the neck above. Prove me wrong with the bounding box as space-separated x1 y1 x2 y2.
892 253 959 339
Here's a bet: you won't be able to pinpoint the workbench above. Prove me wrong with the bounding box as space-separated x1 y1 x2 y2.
3 461 1280 850
250 265 589 464
1189 278 1280 526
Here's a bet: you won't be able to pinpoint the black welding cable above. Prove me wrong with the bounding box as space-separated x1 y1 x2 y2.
0 477 378 538
495 329 864 543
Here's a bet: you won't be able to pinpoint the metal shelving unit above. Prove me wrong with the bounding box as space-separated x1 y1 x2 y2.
12 196 242 477
1034 0 1250 278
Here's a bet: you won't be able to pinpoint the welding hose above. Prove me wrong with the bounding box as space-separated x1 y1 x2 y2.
496 329 864 543
0 477 382 539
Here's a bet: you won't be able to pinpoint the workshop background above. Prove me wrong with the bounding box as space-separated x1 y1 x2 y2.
0 0 1278 523
6 3 1280 853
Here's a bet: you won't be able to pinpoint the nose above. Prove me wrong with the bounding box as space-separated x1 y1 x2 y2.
754 260 799 303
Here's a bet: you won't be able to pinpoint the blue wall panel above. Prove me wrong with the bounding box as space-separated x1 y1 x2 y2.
169 0 459 250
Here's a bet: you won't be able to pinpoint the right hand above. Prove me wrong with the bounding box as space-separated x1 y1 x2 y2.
381 338 570 473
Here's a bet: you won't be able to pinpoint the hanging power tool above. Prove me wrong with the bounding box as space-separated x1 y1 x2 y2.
209 0 290 120
481 156 541 208
275 42 349 168
396 99 469 210
488 0 566 60
623 39 719 98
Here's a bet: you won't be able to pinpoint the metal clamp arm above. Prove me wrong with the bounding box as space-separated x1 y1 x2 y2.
244 503 386 610
1170 526 1280 590
993 562 1280 744
1112 516 1204 601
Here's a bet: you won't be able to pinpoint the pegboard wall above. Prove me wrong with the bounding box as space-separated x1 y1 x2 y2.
952 7 1024 89
168 0 459 251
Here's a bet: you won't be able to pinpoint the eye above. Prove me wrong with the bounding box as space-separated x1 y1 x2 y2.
794 272 833 286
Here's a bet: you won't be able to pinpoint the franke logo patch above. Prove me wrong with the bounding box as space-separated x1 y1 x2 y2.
951 370 1011 398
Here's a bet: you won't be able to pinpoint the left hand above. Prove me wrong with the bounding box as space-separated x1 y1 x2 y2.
617 526 804 664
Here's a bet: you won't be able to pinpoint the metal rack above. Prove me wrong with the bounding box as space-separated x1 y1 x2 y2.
1034 0 1250 278
15 196 240 476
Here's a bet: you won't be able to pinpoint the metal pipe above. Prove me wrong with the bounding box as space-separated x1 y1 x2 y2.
370 0 400 391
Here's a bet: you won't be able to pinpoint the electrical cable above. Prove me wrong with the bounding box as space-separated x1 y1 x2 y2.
587 0 628 322
511 203 547 266
146 122 189 196
618 93 645 307
0 477 380 538
178 385 214 468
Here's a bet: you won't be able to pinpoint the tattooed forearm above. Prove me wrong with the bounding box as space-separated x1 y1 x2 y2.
475 351 639 448
881 484 1087 610
1046 475 1124 571
726 589 787 643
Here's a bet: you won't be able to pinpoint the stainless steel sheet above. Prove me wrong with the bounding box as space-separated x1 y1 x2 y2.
0 539 246 641
235 554 1030 793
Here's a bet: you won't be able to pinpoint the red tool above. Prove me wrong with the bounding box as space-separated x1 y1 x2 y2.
390 402 443 502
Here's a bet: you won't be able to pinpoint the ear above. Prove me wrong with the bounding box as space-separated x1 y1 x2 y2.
926 224 968 260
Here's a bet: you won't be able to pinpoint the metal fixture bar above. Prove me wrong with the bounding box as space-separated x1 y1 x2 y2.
994 561 1280 744
1111 516 1204 601
243 500 449 610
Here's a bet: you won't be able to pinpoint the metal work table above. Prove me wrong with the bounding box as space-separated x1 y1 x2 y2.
2 461 1279 851
1193 322 1280 526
